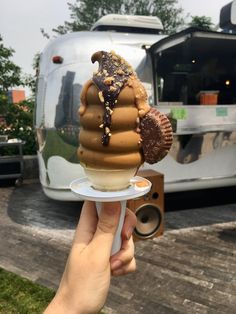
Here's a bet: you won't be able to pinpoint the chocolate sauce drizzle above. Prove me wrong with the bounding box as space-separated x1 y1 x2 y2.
91 51 133 145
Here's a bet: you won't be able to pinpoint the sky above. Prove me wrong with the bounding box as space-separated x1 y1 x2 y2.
0 0 232 78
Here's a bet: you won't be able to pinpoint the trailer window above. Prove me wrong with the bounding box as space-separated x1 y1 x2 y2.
155 54 236 105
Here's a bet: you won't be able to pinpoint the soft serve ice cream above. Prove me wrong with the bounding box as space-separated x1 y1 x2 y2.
78 51 172 191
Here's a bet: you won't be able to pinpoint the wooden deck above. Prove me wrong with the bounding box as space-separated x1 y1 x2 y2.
0 180 236 313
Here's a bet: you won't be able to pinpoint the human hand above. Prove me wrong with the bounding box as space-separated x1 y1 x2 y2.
110 204 137 276
44 201 137 314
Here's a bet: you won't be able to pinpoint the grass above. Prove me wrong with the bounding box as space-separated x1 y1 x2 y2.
0 268 106 314
0 267 55 313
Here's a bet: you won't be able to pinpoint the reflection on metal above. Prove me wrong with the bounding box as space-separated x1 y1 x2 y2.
55 71 81 130
169 131 236 164
166 174 236 185
36 69 81 190
38 129 79 166
36 70 80 170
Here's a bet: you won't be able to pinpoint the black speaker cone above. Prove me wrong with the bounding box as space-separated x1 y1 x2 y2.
134 204 162 238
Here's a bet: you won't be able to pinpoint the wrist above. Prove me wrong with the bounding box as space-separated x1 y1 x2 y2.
44 288 85 314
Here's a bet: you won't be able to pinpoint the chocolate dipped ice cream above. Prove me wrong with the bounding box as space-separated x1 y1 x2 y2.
78 51 172 191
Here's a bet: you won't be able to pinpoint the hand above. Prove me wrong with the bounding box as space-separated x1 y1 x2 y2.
111 205 137 276
44 201 137 314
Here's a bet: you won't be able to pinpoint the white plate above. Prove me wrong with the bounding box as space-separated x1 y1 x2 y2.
70 176 152 202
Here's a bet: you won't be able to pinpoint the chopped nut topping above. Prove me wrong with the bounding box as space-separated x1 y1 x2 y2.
109 86 116 92
115 82 123 87
91 50 146 146
138 109 146 117
127 79 133 87
104 76 114 85
117 69 125 75
99 123 104 128
98 91 104 102
107 107 113 114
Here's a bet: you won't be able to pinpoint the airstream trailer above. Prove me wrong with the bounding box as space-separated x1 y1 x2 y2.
35 13 236 201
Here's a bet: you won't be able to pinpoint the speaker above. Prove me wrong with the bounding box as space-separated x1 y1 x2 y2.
128 169 164 241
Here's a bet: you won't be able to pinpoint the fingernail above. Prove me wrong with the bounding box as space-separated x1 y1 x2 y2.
111 260 122 271
126 227 134 240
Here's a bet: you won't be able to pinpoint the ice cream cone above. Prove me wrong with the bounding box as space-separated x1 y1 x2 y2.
82 166 137 191
78 51 173 192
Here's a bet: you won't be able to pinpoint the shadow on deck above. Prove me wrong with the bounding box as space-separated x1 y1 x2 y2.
0 180 235 313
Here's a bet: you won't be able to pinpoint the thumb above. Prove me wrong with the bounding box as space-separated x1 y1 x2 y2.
92 202 121 257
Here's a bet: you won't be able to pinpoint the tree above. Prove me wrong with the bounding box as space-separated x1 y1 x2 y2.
52 0 185 35
0 35 22 94
0 99 37 154
188 16 214 30
23 52 40 98
0 35 23 107
0 35 36 154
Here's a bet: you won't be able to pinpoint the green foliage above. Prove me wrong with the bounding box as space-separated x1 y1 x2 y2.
0 35 37 155
0 35 23 93
52 0 185 35
0 267 55 313
42 129 78 168
0 34 40 98
0 100 37 155
22 52 40 98
188 16 214 30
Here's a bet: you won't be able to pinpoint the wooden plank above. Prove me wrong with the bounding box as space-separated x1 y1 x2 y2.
1 182 236 313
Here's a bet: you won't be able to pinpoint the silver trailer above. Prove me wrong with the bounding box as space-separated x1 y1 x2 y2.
35 12 236 200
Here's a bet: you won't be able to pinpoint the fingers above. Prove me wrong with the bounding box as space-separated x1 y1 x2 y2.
73 201 97 246
91 202 121 259
112 257 136 276
121 208 137 241
110 235 136 276
104 207 137 275
110 236 134 268
73 203 137 274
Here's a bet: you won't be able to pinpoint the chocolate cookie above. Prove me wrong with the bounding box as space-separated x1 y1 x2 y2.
140 108 173 164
